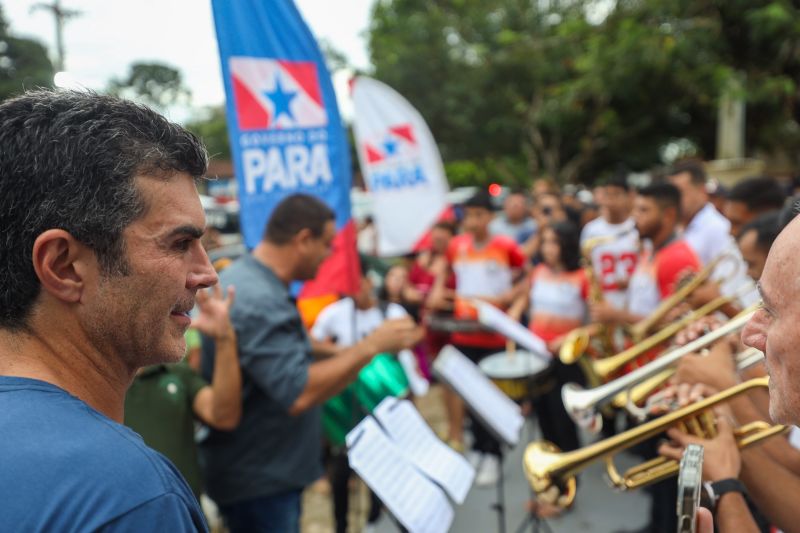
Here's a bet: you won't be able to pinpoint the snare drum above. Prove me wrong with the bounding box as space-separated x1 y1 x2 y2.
479 351 552 401
323 353 410 446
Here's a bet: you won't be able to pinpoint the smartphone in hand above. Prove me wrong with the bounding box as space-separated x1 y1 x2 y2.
677 444 704 533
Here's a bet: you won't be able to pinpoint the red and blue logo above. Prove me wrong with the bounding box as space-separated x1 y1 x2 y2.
361 124 417 166
361 124 427 191
229 57 328 131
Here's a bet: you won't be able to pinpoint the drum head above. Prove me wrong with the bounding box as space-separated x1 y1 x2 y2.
479 351 550 379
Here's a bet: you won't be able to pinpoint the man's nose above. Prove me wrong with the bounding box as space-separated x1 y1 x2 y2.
741 312 766 351
188 242 219 289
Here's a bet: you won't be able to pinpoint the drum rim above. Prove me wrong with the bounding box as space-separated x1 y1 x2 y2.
479 351 550 379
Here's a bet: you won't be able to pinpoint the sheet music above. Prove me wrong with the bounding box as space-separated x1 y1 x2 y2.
433 345 524 447
472 300 552 359
346 417 454 533
373 397 475 504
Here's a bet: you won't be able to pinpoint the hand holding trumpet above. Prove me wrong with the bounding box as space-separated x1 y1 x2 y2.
655 382 742 482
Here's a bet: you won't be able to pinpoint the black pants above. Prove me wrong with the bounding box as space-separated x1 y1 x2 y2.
530 359 583 452
455 345 503 456
330 450 381 533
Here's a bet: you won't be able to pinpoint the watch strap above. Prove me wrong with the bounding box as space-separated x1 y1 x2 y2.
705 478 747 513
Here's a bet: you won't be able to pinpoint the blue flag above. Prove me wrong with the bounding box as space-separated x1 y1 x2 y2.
211 0 359 314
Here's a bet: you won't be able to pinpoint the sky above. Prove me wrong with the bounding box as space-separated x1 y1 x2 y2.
4 0 376 120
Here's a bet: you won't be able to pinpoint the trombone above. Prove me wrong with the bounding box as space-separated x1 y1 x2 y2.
627 252 735 343
562 304 758 432
524 376 786 508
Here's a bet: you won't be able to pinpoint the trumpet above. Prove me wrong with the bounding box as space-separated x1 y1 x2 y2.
524 376 786 508
615 347 764 420
562 304 758 432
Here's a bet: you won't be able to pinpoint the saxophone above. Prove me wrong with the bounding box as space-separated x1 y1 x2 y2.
559 229 636 373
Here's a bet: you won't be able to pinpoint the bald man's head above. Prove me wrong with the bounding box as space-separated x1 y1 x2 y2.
742 215 800 425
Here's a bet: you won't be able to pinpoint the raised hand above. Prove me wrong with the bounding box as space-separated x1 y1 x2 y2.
191 284 236 341
363 317 423 355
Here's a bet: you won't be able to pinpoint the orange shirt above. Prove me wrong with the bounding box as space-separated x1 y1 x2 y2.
447 233 525 348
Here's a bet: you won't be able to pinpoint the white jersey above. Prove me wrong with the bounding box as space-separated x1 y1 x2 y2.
311 297 407 347
683 203 757 307
580 217 639 310
683 203 730 266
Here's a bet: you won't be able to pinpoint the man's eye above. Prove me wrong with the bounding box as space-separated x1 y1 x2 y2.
175 239 192 251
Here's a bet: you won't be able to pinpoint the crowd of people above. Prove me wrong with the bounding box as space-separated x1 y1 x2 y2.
3 87 800 533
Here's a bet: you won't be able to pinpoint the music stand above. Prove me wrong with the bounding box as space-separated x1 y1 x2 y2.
432 346 526 533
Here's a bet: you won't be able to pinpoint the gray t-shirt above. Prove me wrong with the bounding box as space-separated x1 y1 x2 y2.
199 254 321 505
489 215 537 245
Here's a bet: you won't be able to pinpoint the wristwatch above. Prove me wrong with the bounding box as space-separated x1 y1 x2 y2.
702 478 748 513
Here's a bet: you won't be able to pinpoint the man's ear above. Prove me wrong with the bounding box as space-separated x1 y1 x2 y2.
31 229 94 304
293 227 313 249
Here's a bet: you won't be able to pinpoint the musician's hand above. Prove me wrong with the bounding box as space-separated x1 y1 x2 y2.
659 408 741 482
697 507 714 533
363 317 424 355
672 342 738 390
590 301 621 324
647 382 722 415
675 315 724 345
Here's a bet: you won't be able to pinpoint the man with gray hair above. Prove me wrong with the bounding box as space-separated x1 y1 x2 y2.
0 90 216 531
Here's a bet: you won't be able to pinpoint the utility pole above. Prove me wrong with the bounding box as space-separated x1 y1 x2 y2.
31 0 81 72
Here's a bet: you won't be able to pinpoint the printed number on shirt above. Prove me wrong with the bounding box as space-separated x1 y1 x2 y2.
599 252 637 291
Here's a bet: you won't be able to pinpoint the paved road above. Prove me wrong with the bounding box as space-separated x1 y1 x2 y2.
372 418 652 533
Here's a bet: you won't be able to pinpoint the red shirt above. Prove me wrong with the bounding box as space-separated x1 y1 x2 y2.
627 239 701 316
446 233 525 348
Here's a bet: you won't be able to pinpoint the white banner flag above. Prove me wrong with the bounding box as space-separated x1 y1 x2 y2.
352 77 449 256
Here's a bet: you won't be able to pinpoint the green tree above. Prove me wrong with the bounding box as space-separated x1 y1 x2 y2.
107 61 191 112
367 0 800 184
0 5 55 101
185 105 231 160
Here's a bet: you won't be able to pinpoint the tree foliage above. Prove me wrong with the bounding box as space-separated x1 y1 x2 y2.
367 0 800 184
0 5 55 102
107 61 191 112
185 105 231 160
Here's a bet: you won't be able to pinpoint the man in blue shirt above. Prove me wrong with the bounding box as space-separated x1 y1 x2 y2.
0 90 218 531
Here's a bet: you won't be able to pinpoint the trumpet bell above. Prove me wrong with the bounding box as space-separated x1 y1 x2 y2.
562 382 603 433
522 441 578 508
